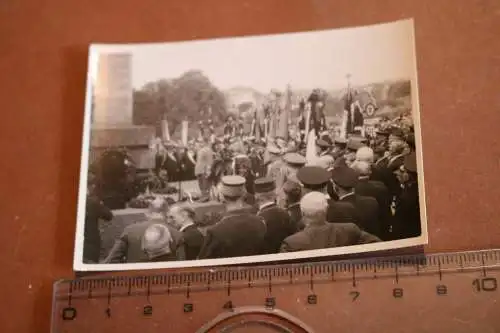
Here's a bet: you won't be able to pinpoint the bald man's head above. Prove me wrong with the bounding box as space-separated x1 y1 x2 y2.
300 192 328 223
351 160 372 177
356 147 374 164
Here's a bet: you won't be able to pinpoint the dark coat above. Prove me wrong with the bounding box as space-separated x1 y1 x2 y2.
104 220 185 263
280 222 381 252
181 224 205 260
258 203 296 254
392 181 422 239
326 199 358 224
197 209 267 259
287 203 304 232
340 193 380 237
83 195 113 263
355 178 392 240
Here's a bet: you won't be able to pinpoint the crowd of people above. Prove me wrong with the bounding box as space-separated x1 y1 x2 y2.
83 101 421 263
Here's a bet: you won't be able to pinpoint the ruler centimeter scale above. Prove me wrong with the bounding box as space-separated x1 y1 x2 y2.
51 249 500 333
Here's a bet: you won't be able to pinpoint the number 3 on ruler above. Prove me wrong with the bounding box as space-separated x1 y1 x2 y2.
472 278 497 292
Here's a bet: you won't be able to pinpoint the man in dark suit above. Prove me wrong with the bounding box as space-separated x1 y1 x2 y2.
329 166 381 238
197 176 267 259
283 179 304 232
83 175 113 263
392 152 422 239
255 177 296 254
103 198 185 263
162 142 180 182
352 161 392 240
280 192 380 252
168 205 204 260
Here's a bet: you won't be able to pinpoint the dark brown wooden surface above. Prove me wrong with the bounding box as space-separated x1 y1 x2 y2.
1 0 500 332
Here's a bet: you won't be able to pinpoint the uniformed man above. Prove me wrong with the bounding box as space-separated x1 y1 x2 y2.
197 176 266 259
274 152 307 207
280 192 381 253
316 137 332 157
296 165 331 197
352 161 392 241
329 166 381 238
254 178 295 254
266 145 285 185
392 152 421 240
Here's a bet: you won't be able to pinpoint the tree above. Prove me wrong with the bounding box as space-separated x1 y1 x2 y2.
132 70 227 137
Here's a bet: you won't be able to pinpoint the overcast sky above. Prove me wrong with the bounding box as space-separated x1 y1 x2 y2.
90 19 417 93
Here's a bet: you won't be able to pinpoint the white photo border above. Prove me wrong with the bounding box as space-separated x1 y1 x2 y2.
73 18 429 272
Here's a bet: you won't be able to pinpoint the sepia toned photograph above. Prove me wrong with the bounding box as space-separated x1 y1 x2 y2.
73 18 428 271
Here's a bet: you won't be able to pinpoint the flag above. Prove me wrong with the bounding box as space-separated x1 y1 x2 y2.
305 129 318 164
161 118 170 142
181 120 188 146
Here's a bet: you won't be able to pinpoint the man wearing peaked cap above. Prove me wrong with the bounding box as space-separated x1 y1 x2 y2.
328 166 381 238
296 166 331 195
219 175 246 199
283 152 306 168
254 177 276 194
198 175 267 259
254 177 296 254
392 151 421 239
316 137 332 157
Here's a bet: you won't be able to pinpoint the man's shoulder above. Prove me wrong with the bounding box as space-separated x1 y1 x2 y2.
123 221 151 233
283 230 309 247
330 222 362 235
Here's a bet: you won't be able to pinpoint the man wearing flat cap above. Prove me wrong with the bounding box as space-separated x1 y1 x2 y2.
198 176 266 259
254 177 295 254
280 192 380 253
392 152 421 240
328 166 381 238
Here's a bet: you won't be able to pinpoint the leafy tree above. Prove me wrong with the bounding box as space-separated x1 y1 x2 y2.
132 70 227 136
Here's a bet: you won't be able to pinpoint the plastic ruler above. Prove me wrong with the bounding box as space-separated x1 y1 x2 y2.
51 249 500 332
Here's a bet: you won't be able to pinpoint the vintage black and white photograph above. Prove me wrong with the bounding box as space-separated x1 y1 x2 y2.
74 18 427 271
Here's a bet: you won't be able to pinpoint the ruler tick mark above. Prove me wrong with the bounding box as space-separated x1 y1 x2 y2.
395 265 399 284
481 254 487 277
438 262 442 280
268 274 272 293
352 266 356 287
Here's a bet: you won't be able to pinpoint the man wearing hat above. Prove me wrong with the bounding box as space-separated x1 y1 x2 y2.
328 166 381 239
198 175 267 259
373 127 408 203
343 138 367 168
266 145 285 188
254 177 295 254
160 141 180 183
316 137 333 157
296 165 331 197
280 192 380 253
194 137 213 202
392 152 421 240
275 152 307 207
